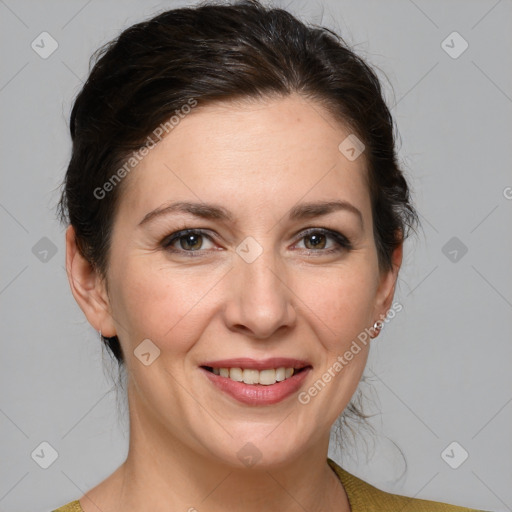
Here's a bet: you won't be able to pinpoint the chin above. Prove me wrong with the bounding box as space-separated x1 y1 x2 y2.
199 425 315 471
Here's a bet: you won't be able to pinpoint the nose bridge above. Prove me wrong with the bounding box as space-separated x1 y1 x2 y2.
240 242 280 295
227 235 294 337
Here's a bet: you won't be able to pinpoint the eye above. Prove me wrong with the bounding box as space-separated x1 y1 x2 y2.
162 229 216 253
161 227 352 256
294 228 352 253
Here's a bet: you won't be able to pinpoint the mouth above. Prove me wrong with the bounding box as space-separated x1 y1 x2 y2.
201 365 309 385
199 358 312 405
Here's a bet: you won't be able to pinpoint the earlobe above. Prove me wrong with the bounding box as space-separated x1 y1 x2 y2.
65 225 117 337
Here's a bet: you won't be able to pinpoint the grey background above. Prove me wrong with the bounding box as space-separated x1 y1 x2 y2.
0 0 511 510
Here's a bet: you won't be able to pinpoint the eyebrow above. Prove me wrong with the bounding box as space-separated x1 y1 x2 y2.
138 201 234 226
288 200 363 227
138 200 363 228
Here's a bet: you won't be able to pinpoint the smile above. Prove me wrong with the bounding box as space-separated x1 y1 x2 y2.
199 358 312 405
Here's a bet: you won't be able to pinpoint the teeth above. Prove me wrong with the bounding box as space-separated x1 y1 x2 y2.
211 366 298 385
229 367 243 382
243 369 259 384
259 369 276 385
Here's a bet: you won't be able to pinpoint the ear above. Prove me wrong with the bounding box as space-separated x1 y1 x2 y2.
65 225 117 337
372 242 403 325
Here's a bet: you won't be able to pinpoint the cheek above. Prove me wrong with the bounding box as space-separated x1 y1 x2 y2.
293 264 378 351
109 258 218 353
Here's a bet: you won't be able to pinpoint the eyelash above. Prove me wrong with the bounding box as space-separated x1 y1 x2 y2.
161 228 352 257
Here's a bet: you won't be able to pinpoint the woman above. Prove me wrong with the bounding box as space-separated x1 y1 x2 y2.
54 0 488 510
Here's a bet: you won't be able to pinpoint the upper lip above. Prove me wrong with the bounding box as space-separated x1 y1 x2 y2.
200 358 312 370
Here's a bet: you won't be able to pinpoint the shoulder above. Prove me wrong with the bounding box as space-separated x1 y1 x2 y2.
51 500 83 512
327 458 489 512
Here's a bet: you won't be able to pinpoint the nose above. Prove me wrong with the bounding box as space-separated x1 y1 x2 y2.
222 246 296 339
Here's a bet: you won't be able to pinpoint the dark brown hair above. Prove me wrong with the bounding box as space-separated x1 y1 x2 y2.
57 0 418 371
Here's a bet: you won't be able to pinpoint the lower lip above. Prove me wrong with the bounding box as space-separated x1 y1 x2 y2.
200 367 311 405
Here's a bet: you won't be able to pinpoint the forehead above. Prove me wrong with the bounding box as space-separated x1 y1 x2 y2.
118 93 370 221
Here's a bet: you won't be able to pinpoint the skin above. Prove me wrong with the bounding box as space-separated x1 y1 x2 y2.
66 93 402 512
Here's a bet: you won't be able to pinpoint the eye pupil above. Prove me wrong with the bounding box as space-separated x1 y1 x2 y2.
305 234 326 250
180 234 202 250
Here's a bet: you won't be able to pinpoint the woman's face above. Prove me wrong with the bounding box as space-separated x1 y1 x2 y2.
70 93 400 468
